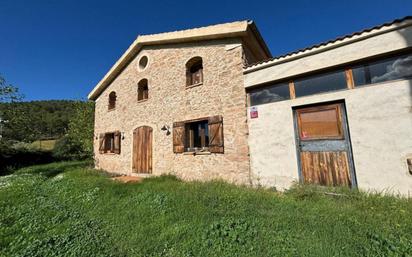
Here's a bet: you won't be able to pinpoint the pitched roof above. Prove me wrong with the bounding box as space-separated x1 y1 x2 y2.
244 16 412 72
88 20 271 100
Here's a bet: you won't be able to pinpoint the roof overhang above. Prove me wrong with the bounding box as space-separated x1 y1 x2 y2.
244 16 412 73
88 20 271 100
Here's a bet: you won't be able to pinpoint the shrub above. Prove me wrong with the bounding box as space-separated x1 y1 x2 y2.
52 136 88 161
0 141 55 174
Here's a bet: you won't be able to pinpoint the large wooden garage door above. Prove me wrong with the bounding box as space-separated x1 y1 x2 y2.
294 102 356 187
133 126 152 174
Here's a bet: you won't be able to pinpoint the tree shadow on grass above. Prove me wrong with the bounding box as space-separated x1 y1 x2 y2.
16 160 93 178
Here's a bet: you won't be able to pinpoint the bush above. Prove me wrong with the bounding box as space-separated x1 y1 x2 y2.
52 136 89 161
0 141 55 175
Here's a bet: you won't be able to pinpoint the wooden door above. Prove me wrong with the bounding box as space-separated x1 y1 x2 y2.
294 103 356 187
133 126 153 173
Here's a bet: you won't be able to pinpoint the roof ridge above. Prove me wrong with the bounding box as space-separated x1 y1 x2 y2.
245 16 412 69
138 20 250 38
88 19 267 100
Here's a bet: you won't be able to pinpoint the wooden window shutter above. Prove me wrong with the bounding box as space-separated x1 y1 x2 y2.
98 133 105 154
173 122 185 153
114 131 121 154
208 115 224 153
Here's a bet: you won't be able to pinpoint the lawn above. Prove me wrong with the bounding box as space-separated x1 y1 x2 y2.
0 162 411 257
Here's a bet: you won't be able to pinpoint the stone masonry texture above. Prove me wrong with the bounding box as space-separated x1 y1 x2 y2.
94 38 252 185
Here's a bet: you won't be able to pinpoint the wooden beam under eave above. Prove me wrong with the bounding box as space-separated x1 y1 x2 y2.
345 69 355 89
289 81 296 99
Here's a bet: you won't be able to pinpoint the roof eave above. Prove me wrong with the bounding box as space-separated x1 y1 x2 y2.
244 16 412 73
88 22 255 100
246 20 272 58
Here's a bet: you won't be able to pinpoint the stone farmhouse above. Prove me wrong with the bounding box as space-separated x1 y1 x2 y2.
88 17 412 195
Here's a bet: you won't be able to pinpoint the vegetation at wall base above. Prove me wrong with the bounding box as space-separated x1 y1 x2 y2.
1 162 411 257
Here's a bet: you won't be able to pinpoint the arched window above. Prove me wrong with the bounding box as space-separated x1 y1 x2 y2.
138 79 149 101
108 91 116 110
186 57 203 87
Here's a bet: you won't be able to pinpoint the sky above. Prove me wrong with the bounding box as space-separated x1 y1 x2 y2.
0 0 411 101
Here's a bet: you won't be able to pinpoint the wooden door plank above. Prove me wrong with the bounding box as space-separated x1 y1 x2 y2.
148 128 152 173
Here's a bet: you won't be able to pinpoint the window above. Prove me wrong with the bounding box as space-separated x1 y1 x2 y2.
186 57 203 86
99 131 121 154
173 116 223 154
352 53 412 86
296 104 343 140
249 82 290 106
138 79 149 101
108 91 117 110
247 52 412 105
138 55 149 71
185 120 209 151
294 71 347 98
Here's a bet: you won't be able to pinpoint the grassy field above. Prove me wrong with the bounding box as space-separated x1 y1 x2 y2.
0 162 411 257
30 139 57 151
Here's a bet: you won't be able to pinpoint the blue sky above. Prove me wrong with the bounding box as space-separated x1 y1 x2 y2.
0 0 411 101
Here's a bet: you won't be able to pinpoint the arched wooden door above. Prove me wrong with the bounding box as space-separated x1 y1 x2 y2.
133 126 152 173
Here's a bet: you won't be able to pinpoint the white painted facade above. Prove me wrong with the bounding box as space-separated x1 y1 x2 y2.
245 20 412 195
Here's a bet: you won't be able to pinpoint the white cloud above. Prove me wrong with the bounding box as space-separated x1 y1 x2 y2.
372 55 412 83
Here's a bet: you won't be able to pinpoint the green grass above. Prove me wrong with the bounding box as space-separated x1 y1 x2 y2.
30 139 57 151
1 161 411 257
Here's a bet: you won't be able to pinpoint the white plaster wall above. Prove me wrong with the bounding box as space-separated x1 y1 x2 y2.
247 80 412 195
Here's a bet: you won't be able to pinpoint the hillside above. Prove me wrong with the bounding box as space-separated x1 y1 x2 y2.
0 100 90 142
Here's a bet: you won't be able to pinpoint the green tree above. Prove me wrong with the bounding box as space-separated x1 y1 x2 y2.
53 101 95 160
0 100 82 142
0 75 23 102
67 101 95 157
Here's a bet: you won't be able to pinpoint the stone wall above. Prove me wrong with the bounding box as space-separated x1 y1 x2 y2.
93 38 251 184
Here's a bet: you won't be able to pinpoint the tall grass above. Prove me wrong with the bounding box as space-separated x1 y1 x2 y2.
1 161 411 257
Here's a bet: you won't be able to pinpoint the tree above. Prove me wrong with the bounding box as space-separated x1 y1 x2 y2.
0 75 23 142
0 75 23 102
53 101 95 160
67 101 95 157
0 100 81 142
